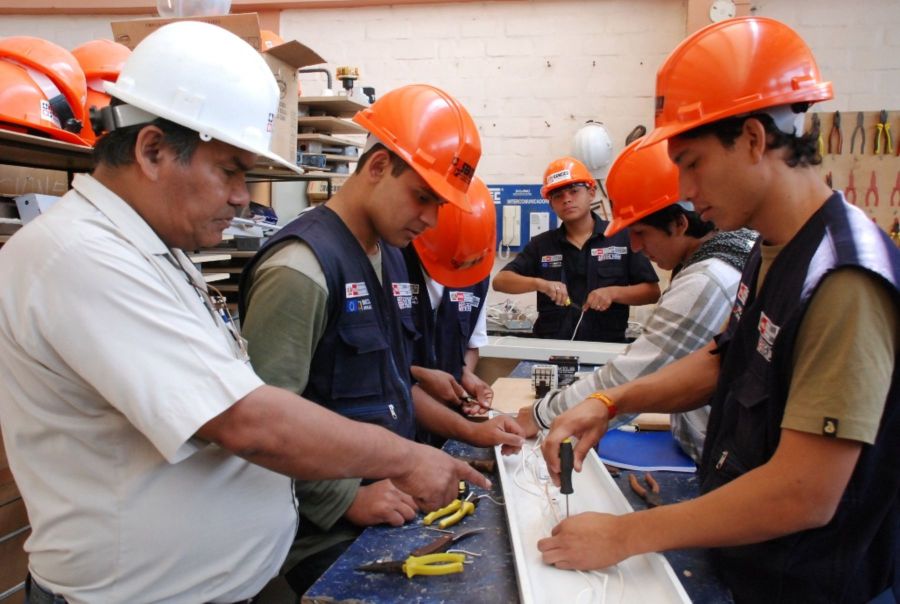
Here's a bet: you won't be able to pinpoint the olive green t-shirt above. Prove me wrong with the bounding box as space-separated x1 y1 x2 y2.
759 244 898 443
242 240 384 567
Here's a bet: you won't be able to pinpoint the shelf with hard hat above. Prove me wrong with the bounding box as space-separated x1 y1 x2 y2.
0 130 92 173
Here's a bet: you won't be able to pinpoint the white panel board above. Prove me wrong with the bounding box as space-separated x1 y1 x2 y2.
496 439 691 604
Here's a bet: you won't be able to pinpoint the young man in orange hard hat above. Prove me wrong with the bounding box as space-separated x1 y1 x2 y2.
516 138 756 463
538 17 899 603
239 84 523 595
404 177 497 419
492 156 660 342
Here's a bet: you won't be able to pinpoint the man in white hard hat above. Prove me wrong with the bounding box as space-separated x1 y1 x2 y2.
0 22 486 604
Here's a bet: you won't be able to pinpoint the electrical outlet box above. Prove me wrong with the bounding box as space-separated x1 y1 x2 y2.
502 205 521 247
530 211 550 239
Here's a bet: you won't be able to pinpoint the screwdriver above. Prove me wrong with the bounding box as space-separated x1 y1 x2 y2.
559 438 574 517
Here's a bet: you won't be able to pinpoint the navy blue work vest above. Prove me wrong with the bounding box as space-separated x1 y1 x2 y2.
700 193 900 603
528 222 639 342
402 245 488 382
239 205 417 439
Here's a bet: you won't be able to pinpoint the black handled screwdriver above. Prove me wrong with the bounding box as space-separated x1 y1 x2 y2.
559 438 574 517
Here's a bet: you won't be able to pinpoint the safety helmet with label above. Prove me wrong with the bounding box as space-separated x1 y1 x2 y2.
0 36 88 140
72 39 131 144
413 176 496 288
643 17 833 147
104 21 300 173
352 84 481 213
0 60 89 145
541 156 595 200
605 137 679 236
572 121 613 178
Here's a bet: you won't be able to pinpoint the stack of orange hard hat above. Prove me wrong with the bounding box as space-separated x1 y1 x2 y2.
71 39 131 145
414 176 496 288
0 36 89 146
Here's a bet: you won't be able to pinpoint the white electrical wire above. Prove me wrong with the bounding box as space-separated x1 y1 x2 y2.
510 434 624 604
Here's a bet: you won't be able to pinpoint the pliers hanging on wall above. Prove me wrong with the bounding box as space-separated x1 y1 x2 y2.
828 111 842 154
849 112 865 154
811 114 824 157
875 110 892 155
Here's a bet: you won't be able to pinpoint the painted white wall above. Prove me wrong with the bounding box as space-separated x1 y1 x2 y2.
1 0 898 184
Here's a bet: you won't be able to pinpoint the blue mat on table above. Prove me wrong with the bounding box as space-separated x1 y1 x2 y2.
597 428 696 472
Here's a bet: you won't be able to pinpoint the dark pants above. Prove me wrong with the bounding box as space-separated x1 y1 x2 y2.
283 541 352 597
25 574 259 604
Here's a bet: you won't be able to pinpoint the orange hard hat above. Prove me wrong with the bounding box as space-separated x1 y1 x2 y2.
605 137 680 236
353 84 481 213
71 39 131 144
0 60 89 145
541 156 595 199
0 36 87 137
413 176 496 288
643 17 833 147
260 30 284 51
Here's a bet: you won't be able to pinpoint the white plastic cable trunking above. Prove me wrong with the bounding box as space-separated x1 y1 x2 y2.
495 438 692 604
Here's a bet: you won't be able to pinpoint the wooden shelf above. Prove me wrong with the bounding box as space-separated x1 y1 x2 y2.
0 130 92 173
297 133 362 148
298 95 369 118
297 116 367 135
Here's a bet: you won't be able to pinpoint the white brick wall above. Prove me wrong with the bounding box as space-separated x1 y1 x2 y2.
1 1 898 183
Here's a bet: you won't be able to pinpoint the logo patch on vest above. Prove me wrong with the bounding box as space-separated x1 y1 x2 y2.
732 282 750 322
541 254 563 268
822 417 839 437
345 298 372 313
345 282 369 298
755 311 781 362
392 282 414 310
449 291 481 312
592 246 628 261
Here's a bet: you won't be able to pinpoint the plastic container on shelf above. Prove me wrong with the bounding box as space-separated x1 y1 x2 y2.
156 0 231 17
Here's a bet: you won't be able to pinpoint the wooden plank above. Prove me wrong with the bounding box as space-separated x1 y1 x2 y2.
297 116 366 135
297 132 362 147
188 253 231 264
298 95 368 117
0 130 91 173
0 498 28 539
202 273 230 283
490 377 535 414
0 528 28 594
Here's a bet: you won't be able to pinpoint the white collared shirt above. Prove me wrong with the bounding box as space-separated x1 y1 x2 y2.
0 175 296 603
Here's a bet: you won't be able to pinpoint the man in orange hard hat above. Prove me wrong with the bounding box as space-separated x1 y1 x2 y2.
539 17 899 603
515 138 756 463
492 156 660 342
239 84 523 595
405 176 497 422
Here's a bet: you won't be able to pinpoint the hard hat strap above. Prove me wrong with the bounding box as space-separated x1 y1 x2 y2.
90 103 158 137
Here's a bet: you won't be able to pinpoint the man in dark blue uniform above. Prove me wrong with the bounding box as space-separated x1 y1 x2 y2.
492 156 660 342
538 18 899 604
238 85 524 596
404 177 497 416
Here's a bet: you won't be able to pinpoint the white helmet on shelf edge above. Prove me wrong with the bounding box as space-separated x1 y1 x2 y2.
103 21 300 174
572 120 614 179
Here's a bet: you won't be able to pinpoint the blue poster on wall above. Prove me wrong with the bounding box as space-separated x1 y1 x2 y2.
487 184 557 254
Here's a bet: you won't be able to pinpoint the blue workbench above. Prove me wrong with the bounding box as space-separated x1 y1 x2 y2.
302 362 734 603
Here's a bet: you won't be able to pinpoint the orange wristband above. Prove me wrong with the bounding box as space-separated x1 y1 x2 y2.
587 392 617 420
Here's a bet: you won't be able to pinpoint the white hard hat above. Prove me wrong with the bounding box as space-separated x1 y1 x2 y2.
105 21 300 173
572 121 614 178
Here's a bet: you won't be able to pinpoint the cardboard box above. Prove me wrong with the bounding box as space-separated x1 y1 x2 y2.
0 165 69 197
111 14 326 168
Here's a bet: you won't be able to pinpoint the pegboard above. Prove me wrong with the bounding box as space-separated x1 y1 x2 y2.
807 110 900 235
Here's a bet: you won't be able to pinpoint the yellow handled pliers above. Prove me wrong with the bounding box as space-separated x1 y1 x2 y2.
357 552 466 579
423 492 476 529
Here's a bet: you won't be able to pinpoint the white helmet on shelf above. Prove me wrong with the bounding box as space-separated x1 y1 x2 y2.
103 20 300 173
572 120 614 179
